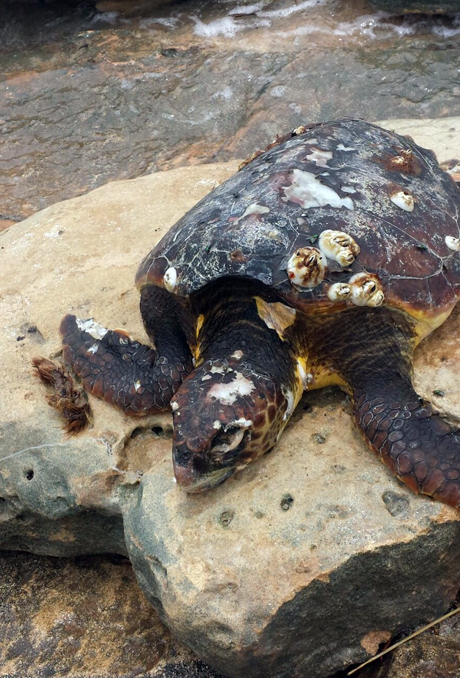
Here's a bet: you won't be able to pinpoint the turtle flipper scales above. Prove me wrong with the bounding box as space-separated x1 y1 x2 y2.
60 315 191 415
311 306 460 508
355 391 460 507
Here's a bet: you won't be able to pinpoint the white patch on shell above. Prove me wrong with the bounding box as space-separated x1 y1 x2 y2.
256 298 297 337
327 282 352 302
282 169 354 210
134 380 142 392
208 372 255 405
213 420 222 430
341 186 356 194
305 148 333 168
445 235 460 252
201 374 213 381
297 359 313 389
76 318 108 340
210 365 228 374
390 191 414 212
171 401 179 411
231 350 243 360
282 386 295 421
287 247 327 288
164 266 177 292
231 418 253 428
87 343 99 355
235 203 270 223
349 272 385 307
444 161 460 181
336 144 356 151
318 229 360 268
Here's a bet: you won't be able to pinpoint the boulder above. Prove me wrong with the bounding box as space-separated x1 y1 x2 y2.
1 123 460 678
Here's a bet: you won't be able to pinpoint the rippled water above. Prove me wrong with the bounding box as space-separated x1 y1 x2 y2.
0 0 459 227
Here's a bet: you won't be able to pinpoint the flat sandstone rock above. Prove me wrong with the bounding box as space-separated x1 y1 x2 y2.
1 122 460 678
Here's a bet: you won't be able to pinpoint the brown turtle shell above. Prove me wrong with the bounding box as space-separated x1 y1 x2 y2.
136 119 460 320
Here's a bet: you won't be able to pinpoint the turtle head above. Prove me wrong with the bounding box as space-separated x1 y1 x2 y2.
170 358 289 493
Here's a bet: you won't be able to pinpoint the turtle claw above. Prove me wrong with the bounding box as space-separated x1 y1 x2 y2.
60 314 185 415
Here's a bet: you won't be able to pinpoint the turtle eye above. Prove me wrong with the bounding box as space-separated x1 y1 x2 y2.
212 426 246 453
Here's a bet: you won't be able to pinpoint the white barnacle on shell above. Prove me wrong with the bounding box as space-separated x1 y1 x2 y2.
349 272 384 307
76 318 108 340
327 282 351 302
445 235 460 252
134 380 142 392
87 343 99 355
390 190 414 212
171 401 179 412
318 229 360 268
163 266 177 292
213 420 222 430
231 350 244 360
287 247 327 288
282 169 354 210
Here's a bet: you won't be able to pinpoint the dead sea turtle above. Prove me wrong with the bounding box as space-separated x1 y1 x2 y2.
51 119 460 506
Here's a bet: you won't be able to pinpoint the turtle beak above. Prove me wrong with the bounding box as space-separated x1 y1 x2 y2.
172 446 235 493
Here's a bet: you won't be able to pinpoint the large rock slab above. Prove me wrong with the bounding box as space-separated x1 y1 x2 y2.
1 129 460 677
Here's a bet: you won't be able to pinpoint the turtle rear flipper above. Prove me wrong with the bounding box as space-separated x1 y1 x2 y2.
60 313 192 416
355 390 460 507
313 307 460 508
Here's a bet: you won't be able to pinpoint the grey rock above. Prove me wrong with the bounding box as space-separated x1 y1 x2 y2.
1 149 460 678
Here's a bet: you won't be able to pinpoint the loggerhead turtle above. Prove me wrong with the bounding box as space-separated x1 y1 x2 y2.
52 119 460 506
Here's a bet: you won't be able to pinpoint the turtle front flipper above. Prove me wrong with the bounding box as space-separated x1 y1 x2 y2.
60 286 193 416
313 307 460 508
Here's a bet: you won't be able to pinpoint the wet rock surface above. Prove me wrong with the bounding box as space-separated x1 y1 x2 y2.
369 0 460 14
0 550 224 678
1 0 460 224
1 138 460 677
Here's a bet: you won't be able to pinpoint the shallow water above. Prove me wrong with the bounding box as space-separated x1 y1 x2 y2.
0 0 459 226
